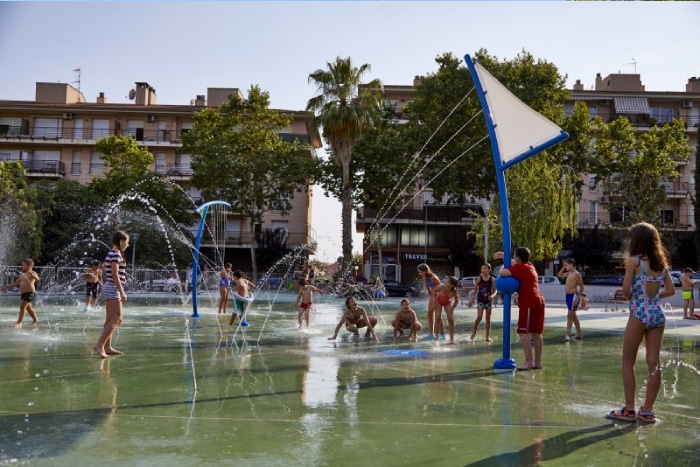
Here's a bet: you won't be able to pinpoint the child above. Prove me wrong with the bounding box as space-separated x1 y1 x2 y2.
217 263 233 315
328 296 379 341
296 278 324 329
681 267 697 320
84 260 103 312
229 270 256 327
579 293 589 311
417 263 444 340
391 298 422 340
495 248 545 371
468 263 497 342
1 259 41 326
94 231 129 358
606 222 675 424
433 276 460 344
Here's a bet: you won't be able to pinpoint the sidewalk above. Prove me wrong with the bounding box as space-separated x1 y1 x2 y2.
466 300 700 339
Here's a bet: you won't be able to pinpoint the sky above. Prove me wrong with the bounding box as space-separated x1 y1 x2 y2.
1 1 698 262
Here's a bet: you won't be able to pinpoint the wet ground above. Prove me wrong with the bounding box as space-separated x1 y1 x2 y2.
0 292 698 466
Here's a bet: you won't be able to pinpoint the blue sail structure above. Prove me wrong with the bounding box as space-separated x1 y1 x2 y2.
191 200 231 318
463 54 569 369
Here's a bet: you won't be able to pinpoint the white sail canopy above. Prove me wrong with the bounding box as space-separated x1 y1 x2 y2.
473 61 565 167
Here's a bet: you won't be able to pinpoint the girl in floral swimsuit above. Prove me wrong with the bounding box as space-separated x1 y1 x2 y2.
607 222 675 424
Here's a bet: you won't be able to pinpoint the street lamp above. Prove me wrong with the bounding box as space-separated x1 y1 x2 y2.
131 232 140 279
424 200 428 261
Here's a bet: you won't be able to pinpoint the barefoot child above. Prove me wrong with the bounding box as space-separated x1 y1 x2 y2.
391 298 422 340
296 278 324 329
468 263 497 342
681 268 697 320
329 296 379 342
1 259 41 326
417 263 444 339
84 260 103 312
433 276 460 344
229 270 256 326
217 263 233 315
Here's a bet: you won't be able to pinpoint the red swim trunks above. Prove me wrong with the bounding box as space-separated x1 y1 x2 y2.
299 302 313 310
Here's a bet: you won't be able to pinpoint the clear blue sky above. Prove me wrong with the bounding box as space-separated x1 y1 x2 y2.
1 1 698 262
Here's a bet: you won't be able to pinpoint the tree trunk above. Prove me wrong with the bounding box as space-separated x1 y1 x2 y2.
341 184 353 276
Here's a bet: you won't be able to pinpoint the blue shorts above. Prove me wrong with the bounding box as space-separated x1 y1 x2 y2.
566 293 579 312
86 282 99 298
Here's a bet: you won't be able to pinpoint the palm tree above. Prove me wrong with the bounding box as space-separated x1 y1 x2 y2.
306 56 383 274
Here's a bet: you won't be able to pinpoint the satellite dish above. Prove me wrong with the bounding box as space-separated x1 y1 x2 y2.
128 89 136 100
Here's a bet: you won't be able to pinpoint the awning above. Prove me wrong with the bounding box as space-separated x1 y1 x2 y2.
613 97 650 115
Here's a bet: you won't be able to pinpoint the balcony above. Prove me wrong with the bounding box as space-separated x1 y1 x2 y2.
0 156 66 178
661 180 694 198
357 206 483 225
166 164 193 179
0 126 188 146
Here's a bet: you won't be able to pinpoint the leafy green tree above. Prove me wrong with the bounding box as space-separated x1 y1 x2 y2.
402 50 580 261
307 56 384 273
183 85 318 279
35 179 105 264
591 117 690 225
89 134 196 269
0 161 41 264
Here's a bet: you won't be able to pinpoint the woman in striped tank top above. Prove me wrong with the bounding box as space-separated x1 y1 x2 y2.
94 230 129 358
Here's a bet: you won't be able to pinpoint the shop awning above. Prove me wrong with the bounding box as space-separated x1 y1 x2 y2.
613 97 650 115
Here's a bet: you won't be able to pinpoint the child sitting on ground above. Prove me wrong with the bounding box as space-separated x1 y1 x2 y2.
391 298 422 340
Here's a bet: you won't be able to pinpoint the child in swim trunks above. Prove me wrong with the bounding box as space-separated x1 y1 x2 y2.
296 278 325 329
1 259 41 326
328 296 379 341
230 270 256 326
681 268 697 320
391 298 422 340
84 260 103 312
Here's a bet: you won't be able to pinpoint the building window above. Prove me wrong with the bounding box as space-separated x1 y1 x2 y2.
71 150 81 174
155 153 166 174
650 107 674 125
89 151 106 175
588 201 597 224
92 119 110 139
588 106 598 120
660 209 674 225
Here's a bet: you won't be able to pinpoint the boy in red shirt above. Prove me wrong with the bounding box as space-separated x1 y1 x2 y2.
495 247 545 371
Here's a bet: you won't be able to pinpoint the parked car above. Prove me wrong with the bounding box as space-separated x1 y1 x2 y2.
538 275 560 285
669 270 700 287
585 275 625 286
383 280 419 297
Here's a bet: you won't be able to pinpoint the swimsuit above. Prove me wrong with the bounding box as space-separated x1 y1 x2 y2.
477 276 494 309
300 302 313 310
565 293 579 312
86 282 99 298
435 291 452 307
682 290 694 300
219 277 231 287
629 256 666 329
20 292 36 303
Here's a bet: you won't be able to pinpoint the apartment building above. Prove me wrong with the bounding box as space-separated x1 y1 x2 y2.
356 73 700 283
0 82 321 269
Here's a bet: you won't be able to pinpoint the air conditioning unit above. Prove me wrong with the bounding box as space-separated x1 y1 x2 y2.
598 196 609 203
681 100 693 108
62 112 73 119
147 114 156 122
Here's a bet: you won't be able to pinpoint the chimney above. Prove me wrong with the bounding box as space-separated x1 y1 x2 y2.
195 94 206 106
96 92 107 104
595 73 603 91
134 82 157 105
413 75 422 87
573 79 584 91
687 77 700 93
